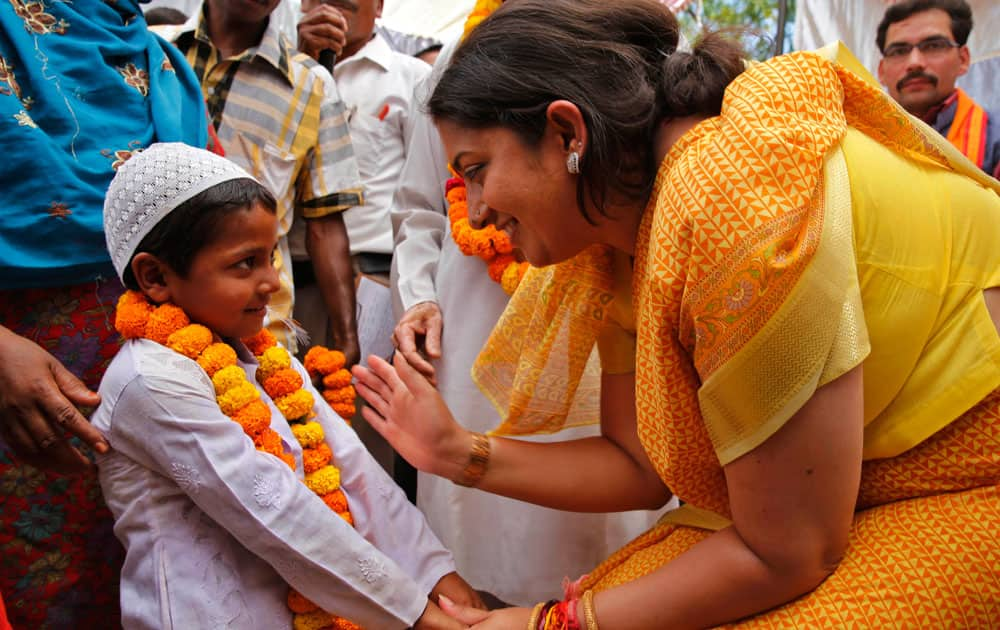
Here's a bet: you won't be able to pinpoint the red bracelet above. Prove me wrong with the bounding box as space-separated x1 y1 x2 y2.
564 595 581 630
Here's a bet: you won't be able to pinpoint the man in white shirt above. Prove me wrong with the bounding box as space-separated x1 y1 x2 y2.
295 0 430 478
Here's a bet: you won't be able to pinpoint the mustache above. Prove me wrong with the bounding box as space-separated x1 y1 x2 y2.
897 71 937 91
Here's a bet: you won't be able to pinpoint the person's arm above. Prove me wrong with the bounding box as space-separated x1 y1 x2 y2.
0 324 108 473
354 352 671 513
106 344 433 629
305 212 359 366
441 365 866 629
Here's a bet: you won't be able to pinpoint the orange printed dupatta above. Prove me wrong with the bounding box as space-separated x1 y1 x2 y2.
946 87 989 169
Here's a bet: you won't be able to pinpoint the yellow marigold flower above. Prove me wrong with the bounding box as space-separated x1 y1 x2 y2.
263 368 303 400
321 369 352 390
322 489 349 513
322 387 354 405
212 365 247 395
304 465 340 496
167 324 213 359
275 389 313 421
256 346 291 382
217 381 260 416
488 253 516 283
293 610 336 630
287 589 319 614
114 301 153 339
197 342 238 377
331 402 356 419
233 399 271 435
145 303 190 345
241 328 276 356
291 421 325 448
501 261 522 295
302 442 332 474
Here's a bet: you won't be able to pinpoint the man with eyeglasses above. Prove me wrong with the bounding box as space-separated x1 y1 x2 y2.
877 0 999 177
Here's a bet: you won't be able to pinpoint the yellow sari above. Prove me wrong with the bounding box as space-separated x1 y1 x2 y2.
475 45 1000 625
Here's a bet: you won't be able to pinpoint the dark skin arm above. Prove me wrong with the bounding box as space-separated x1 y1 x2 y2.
305 212 360 367
0 324 109 473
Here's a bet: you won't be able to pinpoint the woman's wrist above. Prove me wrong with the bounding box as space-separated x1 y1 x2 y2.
449 430 491 488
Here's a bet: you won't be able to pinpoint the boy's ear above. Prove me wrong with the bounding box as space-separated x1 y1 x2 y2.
130 253 172 303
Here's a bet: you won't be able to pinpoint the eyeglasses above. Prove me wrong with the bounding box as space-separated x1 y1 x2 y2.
883 37 960 61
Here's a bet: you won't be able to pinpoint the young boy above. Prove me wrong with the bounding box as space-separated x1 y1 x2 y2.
93 143 476 629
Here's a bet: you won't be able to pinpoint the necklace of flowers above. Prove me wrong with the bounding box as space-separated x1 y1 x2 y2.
446 175 529 295
113 290 362 630
444 0 530 296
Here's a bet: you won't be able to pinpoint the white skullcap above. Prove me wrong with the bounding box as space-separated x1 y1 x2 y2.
103 142 260 281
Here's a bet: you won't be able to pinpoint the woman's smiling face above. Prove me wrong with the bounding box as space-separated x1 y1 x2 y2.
437 119 596 268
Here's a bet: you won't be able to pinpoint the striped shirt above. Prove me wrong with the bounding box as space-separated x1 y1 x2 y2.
160 8 364 351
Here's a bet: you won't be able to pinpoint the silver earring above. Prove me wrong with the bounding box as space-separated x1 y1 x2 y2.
566 151 580 174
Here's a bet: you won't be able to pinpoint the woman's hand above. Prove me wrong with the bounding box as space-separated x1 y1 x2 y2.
352 352 470 479
413 599 469 630
430 572 486 612
0 325 108 473
391 301 443 384
439 597 532 629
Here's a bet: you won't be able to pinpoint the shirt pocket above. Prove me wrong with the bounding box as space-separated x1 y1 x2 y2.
226 130 300 207
349 111 393 182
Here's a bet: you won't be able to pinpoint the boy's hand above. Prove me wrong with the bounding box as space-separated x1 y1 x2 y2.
429 572 486 611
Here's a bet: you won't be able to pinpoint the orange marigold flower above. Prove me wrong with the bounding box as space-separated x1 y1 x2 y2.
291 421 325 448
470 225 500 259
331 617 363 630
321 369 352 390
276 389 314 421
321 388 354 405
322 489 349 513
292 610 336 630
287 589 319 614
303 347 345 376
302 442 332 473
197 342 238 377
167 324 213 359
336 511 354 527
241 328 276 356
304 465 340 495
263 368 303 399
447 199 468 223
145 303 190 345
254 428 282 450
233 399 271 435
256 346 291 382
331 402 356 419
212 365 247 395
487 253 517 283
114 301 154 339
492 228 513 254
279 451 296 470
117 290 149 307
218 381 260 416
445 185 467 205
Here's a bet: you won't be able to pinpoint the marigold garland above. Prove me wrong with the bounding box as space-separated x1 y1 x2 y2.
304 346 357 419
114 291 363 630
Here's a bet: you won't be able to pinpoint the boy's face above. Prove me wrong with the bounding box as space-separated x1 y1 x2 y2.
226 0 283 24
304 0 382 56
162 202 280 340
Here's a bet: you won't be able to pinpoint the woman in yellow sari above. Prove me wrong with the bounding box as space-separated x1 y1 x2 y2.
353 0 1000 626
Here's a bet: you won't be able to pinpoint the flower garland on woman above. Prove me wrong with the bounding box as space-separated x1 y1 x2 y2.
444 0 530 296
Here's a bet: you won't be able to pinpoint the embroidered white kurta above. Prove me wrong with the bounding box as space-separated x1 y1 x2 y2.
92 338 455 629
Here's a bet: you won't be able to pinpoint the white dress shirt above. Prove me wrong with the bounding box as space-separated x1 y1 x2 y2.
92 338 454 629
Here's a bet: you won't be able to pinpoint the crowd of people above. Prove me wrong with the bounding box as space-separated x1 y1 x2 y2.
1 0 997 628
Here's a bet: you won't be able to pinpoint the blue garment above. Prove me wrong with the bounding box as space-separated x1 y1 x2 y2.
0 0 208 289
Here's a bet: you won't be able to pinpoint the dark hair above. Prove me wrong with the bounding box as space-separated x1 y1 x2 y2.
428 0 745 223
143 7 188 26
876 0 973 52
122 178 277 290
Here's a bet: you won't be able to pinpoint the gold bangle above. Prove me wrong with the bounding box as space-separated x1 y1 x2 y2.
527 601 545 630
453 432 491 487
582 590 599 630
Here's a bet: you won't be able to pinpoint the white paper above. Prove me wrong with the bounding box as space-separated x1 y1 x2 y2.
356 276 397 368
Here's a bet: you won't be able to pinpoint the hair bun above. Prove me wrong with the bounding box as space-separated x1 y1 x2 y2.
659 30 746 119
